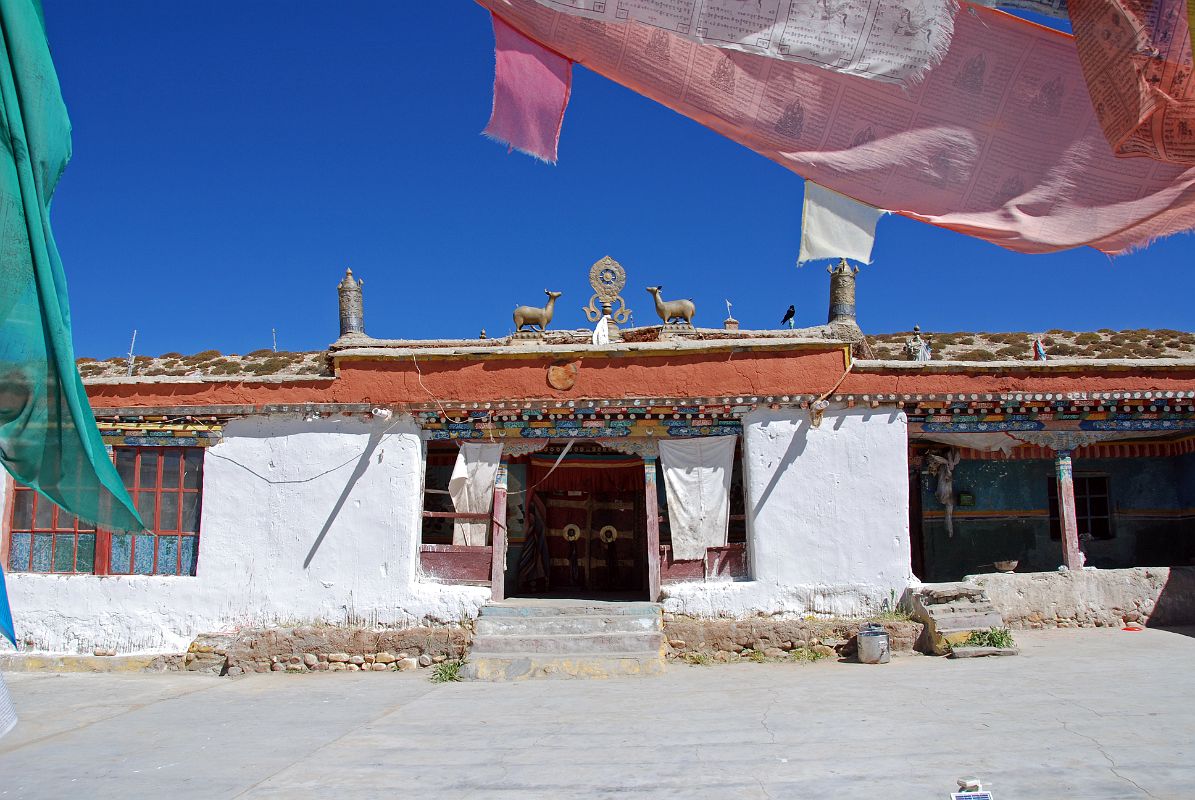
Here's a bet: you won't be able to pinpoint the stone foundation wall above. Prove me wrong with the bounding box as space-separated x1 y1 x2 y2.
661 616 923 661
970 567 1195 629
184 625 470 676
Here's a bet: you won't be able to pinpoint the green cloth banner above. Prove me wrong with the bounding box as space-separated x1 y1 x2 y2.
0 0 142 532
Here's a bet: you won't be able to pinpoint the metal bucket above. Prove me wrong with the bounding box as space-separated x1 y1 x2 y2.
858 627 891 664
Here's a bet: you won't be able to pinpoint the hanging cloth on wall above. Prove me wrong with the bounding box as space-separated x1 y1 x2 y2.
926 449 961 537
659 436 736 561
798 181 885 266
449 443 503 546
517 492 550 593
477 1 1195 254
484 14 572 163
0 0 142 535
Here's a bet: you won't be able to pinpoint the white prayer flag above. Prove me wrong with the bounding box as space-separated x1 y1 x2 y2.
798 181 885 266
448 443 503 546
659 436 737 561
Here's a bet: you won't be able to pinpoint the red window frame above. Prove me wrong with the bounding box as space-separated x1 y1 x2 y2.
6 446 204 576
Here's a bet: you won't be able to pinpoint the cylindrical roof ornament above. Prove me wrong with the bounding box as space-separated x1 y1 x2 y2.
827 258 858 325
338 268 365 338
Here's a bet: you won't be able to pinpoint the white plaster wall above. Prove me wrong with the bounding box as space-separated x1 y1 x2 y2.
663 406 914 618
3 414 487 654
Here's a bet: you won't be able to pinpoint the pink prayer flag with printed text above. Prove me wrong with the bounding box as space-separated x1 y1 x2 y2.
484 14 571 163
477 0 1195 255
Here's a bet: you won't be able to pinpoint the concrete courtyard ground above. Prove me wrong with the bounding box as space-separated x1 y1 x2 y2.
1 627 1191 799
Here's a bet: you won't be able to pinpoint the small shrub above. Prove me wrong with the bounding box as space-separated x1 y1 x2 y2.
1073 333 1101 345
184 349 222 363
746 649 768 663
159 351 182 359
957 348 997 361
247 357 293 375
245 348 274 358
994 345 1025 359
960 627 1015 649
789 647 830 663
430 659 465 683
683 652 712 666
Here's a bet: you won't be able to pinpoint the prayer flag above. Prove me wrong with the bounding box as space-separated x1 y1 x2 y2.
0 0 142 534
798 181 884 266
524 0 958 87
1069 0 1195 164
484 14 572 163
478 1 1195 254
0 564 12 646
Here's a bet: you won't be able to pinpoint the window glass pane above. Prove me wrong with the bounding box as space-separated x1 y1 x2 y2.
9 533 31 571
31 534 53 571
161 449 181 488
76 513 95 531
53 534 75 572
139 450 160 489
133 534 156 574
137 492 157 530
11 490 33 530
110 533 133 574
116 448 137 488
34 496 54 529
181 493 201 533
57 511 77 532
1089 496 1108 517
183 449 203 489
1090 517 1111 539
156 536 178 575
180 536 198 576
77 533 96 573
159 493 179 531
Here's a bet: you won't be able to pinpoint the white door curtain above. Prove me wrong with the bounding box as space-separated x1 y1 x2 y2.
658 435 737 561
449 443 503 546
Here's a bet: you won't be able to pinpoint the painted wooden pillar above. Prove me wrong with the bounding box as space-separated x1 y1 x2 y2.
1054 449 1083 571
490 459 509 601
644 456 662 602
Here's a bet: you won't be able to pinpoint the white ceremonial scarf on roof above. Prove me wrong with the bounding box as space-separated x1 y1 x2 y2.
592 315 610 345
798 181 885 266
659 436 737 561
449 443 503 546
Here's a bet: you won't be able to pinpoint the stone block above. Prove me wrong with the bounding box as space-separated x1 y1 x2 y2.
397 658 419 671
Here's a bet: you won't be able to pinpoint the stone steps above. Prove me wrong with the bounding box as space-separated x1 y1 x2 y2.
461 653 667 681
471 631 665 654
462 601 666 681
475 614 658 637
907 582 1008 656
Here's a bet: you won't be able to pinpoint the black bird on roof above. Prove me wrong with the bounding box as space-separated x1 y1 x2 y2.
780 305 795 328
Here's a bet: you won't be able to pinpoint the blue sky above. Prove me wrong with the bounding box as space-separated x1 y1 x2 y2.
42 2 1193 359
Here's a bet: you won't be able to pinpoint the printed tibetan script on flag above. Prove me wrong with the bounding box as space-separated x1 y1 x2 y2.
479 0 1195 255
529 0 959 85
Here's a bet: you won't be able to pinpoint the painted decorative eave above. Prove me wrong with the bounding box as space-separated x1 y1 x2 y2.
83 374 336 387
855 358 1195 372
